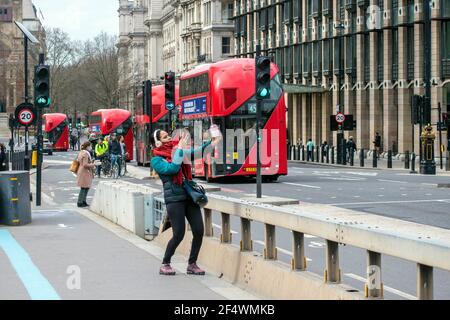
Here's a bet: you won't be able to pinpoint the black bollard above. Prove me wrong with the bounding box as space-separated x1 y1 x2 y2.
321 146 325 163
342 139 347 165
387 150 393 169
373 149 377 168
326 146 330 164
287 143 291 160
301 145 305 161
360 149 365 167
404 150 410 169
350 149 354 166
331 147 335 164
410 152 417 174
316 146 320 163
297 145 301 160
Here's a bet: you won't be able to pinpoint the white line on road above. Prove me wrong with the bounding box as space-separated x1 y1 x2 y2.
319 177 365 181
329 199 450 206
212 224 238 234
377 179 408 184
344 273 417 300
282 182 321 189
252 240 312 261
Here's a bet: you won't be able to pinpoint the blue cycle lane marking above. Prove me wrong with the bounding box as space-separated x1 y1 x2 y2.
0 229 61 300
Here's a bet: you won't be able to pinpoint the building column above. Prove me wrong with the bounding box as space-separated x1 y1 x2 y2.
301 94 311 141
356 32 369 149
322 92 332 145
383 27 398 153
369 22 383 151
296 94 302 144
312 93 322 145
288 93 294 144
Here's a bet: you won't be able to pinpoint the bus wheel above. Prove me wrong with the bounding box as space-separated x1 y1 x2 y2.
263 175 279 183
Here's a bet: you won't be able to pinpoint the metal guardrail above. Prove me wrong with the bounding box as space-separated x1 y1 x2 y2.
99 181 450 300
196 194 450 300
10 150 26 171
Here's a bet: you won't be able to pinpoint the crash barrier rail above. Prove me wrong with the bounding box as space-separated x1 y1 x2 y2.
90 181 162 239
91 180 450 300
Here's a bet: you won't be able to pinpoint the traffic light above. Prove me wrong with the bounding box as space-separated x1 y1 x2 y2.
255 56 271 100
34 65 51 108
164 71 175 111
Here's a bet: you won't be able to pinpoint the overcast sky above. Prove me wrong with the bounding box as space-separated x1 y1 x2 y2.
32 0 119 41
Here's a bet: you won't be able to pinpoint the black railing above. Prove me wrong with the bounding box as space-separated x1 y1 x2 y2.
10 150 26 171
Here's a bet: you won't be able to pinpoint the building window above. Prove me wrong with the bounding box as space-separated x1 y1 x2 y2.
443 0 450 18
407 26 414 80
442 21 450 77
323 40 330 75
392 0 398 26
392 29 398 81
283 0 292 24
268 6 275 29
293 0 301 23
284 46 292 79
222 37 231 55
0 6 12 22
294 44 302 78
407 0 414 24
240 16 247 37
259 8 267 31
346 35 356 77
364 33 370 82
377 32 384 82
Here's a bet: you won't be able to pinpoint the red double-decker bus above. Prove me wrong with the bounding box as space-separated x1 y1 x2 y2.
42 113 69 151
89 109 133 161
134 85 179 166
179 58 287 181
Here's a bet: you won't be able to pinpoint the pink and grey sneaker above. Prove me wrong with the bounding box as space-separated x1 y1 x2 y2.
187 263 205 275
159 264 176 276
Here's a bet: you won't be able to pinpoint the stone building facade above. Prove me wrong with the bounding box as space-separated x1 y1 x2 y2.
117 0 235 111
233 0 450 155
0 0 45 116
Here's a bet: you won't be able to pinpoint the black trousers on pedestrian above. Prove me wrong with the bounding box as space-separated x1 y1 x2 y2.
307 151 313 161
77 188 89 205
163 201 204 265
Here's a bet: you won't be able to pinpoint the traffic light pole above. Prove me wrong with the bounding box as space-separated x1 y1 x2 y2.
438 103 443 170
256 45 262 199
35 53 45 206
23 35 30 171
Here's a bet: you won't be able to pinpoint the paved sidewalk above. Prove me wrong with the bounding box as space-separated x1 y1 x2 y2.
0 204 255 300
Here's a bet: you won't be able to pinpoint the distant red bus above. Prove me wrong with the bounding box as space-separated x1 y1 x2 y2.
179 58 287 181
89 109 133 161
42 113 69 151
134 85 179 166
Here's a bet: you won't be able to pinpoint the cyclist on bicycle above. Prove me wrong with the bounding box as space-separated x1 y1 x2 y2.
109 133 122 177
95 137 109 178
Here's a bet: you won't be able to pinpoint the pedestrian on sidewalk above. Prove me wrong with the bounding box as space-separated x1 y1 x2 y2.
150 129 221 276
0 143 7 171
76 141 98 208
373 132 381 158
346 136 356 163
95 137 108 178
306 139 314 161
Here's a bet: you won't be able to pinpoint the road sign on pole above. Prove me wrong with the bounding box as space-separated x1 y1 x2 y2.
14 103 35 127
335 112 346 124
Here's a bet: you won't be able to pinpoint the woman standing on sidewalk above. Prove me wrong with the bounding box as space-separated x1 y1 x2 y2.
150 129 220 276
0 143 7 171
76 141 98 207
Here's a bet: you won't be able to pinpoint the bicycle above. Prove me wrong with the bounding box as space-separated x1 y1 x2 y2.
110 154 126 179
100 155 113 178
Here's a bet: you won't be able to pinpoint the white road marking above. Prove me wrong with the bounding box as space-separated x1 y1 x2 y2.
401 194 408 196
282 182 321 189
319 177 365 181
329 199 450 206
308 241 326 248
212 224 238 234
58 181 75 184
353 196 361 198
378 195 384 197
377 179 408 184
57 224 73 229
252 240 312 261
344 273 417 300
422 183 438 186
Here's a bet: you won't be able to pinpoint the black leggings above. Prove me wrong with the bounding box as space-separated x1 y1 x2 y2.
77 188 89 205
163 201 204 265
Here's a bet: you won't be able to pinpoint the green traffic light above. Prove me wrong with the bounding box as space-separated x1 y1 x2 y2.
36 96 51 107
257 88 270 98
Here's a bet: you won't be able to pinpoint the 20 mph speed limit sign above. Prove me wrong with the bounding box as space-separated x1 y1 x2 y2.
15 102 36 127
335 112 346 124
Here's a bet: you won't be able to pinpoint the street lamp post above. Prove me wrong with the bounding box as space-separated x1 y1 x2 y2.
335 23 345 165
